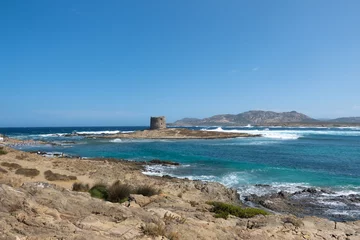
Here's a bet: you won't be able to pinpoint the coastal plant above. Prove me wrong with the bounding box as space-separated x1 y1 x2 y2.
135 185 160 196
15 154 27 160
72 182 90 192
207 201 268 219
0 147 7 155
141 220 166 237
107 180 132 203
15 168 40 177
282 216 304 227
1 162 22 170
164 212 186 224
89 183 109 199
44 170 77 181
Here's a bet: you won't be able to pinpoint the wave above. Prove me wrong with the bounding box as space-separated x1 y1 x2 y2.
201 127 360 140
110 138 122 143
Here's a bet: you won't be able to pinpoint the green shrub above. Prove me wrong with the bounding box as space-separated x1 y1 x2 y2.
89 183 109 200
207 201 268 219
107 180 132 203
135 185 159 196
72 182 90 192
0 147 7 155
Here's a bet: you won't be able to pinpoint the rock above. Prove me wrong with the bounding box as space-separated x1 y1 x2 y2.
130 194 152 207
148 159 180 166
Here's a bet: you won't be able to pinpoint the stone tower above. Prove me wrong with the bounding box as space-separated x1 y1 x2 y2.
150 116 166 130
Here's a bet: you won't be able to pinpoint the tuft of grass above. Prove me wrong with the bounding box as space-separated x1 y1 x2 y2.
1 162 22 170
15 168 40 177
89 183 109 199
282 216 304 227
0 147 7 155
44 170 77 181
72 182 90 192
15 154 27 160
107 180 132 203
207 201 268 219
135 185 160 197
142 220 165 237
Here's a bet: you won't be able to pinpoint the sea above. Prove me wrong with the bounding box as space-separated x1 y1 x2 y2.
1 126 360 221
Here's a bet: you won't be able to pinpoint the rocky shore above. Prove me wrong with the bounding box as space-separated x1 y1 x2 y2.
0 143 359 239
73 128 259 139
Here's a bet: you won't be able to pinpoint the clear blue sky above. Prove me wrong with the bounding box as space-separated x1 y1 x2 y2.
1 0 360 127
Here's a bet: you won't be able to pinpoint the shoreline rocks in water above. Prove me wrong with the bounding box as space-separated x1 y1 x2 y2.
244 187 360 222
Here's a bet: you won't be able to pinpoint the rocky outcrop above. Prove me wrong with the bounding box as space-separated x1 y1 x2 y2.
1 183 360 240
89 128 258 139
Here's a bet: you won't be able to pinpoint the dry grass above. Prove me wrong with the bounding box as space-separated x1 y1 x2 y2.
72 182 90 192
0 167 8 173
135 185 160 196
164 212 186 224
44 170 77 181
15 154 27 160
107 180 132 203
142 220 166 237
282 216 304 227
15 168 40 177
1 162 22 170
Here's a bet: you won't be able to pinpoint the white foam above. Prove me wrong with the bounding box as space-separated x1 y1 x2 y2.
317 200 347 207
38 133 66 137
76 130 121 135
202 127 360 140
238 182 310 198
110 138 122 143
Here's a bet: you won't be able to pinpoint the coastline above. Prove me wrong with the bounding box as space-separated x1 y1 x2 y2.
0 141 360 239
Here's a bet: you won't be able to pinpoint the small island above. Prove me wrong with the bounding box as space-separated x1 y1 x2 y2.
85 116 259 139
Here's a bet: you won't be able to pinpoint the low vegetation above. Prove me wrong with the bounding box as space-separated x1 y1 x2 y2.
72 182 90 192
141 220 166 237
282 216 304 227
207 201 268 219
80 181 160 203
44 170 77 181
15 168 40 177
89 183 109 199
107 181 133 203
15 154 27 160
135 185 160 196
1 162 22 170
0 167 8 173
0 147 7 155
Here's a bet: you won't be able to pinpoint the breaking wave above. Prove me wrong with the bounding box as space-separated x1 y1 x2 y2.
201 127 360 140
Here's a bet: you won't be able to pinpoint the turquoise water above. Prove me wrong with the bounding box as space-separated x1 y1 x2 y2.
2 126 360 219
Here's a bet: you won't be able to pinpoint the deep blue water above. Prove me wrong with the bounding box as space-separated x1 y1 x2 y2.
1 126 360 219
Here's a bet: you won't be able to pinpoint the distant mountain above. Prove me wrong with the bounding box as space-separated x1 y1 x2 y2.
172 110 317 126
328 117 360 123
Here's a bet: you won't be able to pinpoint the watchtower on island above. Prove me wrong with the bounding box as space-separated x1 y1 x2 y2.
150 116 166 130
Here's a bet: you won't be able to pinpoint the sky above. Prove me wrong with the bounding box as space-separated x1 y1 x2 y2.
1 0 360 127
